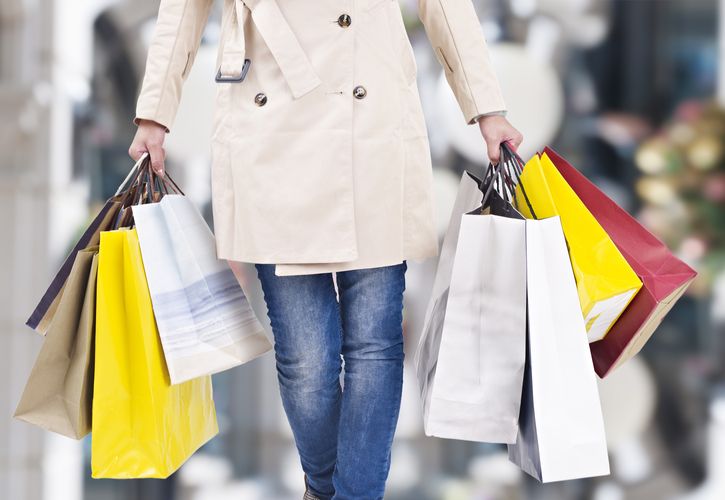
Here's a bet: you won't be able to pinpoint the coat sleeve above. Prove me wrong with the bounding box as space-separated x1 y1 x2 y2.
134 0 214 132
417 0 507 125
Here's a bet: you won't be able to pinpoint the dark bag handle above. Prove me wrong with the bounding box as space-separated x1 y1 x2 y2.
110 156 185 230
500 142 538 220
115 153 151 196
468 142 538 220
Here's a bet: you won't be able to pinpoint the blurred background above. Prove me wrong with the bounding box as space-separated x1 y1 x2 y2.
2 0 725 499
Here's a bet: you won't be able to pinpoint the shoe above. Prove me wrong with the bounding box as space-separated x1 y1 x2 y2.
303 474 323 500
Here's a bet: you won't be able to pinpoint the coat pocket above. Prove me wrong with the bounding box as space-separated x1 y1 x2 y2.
181 51 193 79
435 46 454 74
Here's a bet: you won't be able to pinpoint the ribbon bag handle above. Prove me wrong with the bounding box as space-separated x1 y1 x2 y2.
479 143 519 208
115 152 150 196
472 142 538 220
110 156 185 230
499 142 538 220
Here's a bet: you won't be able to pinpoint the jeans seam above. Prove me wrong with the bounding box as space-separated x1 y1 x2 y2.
333 275 344 346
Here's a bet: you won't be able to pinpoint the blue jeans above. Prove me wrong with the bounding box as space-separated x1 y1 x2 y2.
254 261 408 500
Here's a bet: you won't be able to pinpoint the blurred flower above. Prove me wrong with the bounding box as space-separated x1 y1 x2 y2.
687 135 723 171
634 99 725 293
635 137 682 175
703 173 725 203
668 121 697 147
673 100 705 123
635 177 677 205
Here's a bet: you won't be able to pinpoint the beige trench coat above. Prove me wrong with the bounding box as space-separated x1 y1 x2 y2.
135 0 506 276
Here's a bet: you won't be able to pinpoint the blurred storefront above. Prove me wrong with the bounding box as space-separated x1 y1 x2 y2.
2 1 725 499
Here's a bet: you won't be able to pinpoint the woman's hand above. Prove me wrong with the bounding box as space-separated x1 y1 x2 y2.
129 119 167 176
477 115 524 163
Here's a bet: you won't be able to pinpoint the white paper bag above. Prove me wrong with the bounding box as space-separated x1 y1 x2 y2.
133 195 272 384
508 216 610 482
414 171 527 444
414 172 483 403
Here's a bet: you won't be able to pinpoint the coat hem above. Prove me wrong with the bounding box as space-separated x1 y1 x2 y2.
216 247 359 265
270 243 440 276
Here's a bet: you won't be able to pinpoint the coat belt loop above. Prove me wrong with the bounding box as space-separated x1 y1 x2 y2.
218 0 322 99
217 0 249 81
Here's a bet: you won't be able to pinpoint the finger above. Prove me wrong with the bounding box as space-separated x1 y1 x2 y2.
128 145 146 162
147 143 166 176
487 141 501 163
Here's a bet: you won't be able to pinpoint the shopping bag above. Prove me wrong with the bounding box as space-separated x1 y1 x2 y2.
507 216 610 482
14 246 99 439
132 194 272 384
414 170 483 418
25 154 148 335
25 202 119 335
543 147 697 377
414 159 526 444
91 227 218 479
514 153 642 342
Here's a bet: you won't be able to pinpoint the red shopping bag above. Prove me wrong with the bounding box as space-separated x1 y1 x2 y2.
543 147 697 378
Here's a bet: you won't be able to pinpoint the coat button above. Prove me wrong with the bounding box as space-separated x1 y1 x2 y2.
353 85 367 99
254 92 267 106
337 14 351 27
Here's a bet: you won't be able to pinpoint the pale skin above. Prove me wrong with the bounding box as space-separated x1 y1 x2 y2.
128 115 523 175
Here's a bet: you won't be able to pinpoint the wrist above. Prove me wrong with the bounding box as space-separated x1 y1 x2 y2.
135 117 170 133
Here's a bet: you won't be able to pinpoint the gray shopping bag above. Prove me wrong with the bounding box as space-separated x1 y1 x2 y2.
133 194 272 384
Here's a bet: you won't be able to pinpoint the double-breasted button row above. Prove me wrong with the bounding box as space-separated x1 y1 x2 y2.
252 86 366 105
254 92 267 106
353 85 367 99
337 14 351 28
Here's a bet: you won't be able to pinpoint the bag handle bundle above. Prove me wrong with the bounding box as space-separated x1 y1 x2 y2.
111 155 184 230
474 142 538 220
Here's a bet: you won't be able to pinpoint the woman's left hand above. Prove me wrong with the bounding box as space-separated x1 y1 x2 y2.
477 115 524 163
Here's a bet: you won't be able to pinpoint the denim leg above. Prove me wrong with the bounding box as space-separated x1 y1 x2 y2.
255 264 343 500
332 261 407 500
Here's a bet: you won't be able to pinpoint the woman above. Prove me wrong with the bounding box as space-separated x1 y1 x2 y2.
129 1 522 498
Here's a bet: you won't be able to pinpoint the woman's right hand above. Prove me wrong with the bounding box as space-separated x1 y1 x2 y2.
129 119 167 176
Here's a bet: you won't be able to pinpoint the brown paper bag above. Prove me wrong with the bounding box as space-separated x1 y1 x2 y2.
25 199 121 335
14 247 99 439
25 154 151 335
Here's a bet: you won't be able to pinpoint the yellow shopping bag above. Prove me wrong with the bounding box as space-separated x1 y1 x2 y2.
514 152 642 342
91 227 218 479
